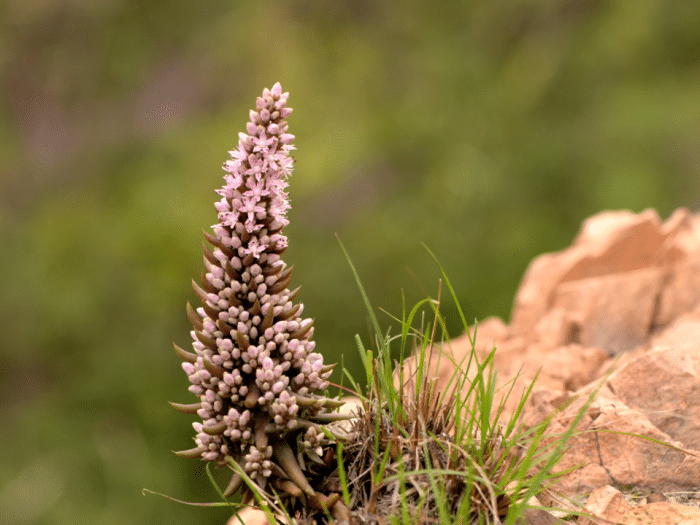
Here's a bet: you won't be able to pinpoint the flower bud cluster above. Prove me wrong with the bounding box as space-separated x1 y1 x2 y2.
173 84 337 490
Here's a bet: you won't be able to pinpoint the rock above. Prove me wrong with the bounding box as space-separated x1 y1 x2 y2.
510 208 700 343
510 209 668 341
579 485 700 525
480 341 608 421
579 485 630 525
227 507 267 525
520 507 567 524
534 391 700 496
412 208 700 519
551 267 665 354
655 255 700 327
609 318 700 450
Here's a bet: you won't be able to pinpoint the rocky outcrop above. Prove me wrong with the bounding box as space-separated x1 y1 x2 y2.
436 208 700 522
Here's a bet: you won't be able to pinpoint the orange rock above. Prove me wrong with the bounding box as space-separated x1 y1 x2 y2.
655 256 700 327
551 267 665 353
538 392 700 496
410 208 700 518
510 208 668 340
227 508 267 525
580 485 631 524
609 321 700 450
579 485 700 525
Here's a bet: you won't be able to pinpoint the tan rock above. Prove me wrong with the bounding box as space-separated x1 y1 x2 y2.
486 342 608 422
552 267 665 354
579 485 630 524
655 256 700 327
227 507 267 525
510 250 581 343
630 502 700 525
533 307 581 348
469 315 512 352
511 209 667 340
539 392 700 496
654 209 700 328
579 485 700 525
416 323 609 424
568 208 670 277
609 320 700 450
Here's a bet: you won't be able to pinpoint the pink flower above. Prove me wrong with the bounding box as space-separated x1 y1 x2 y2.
239 195 265 232
245 154 265 179
245 177 270 200
218 210 240 229
240 237 266 259
252 132 277 155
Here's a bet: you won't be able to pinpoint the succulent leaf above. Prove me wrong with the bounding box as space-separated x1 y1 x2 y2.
186 302 204 332
174 446 206 458
168 401 202 414
202 421 227 435
173 343 197 363
274 442 315 496
222 472 243 498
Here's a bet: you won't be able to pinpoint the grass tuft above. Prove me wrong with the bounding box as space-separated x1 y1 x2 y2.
336 244 601 524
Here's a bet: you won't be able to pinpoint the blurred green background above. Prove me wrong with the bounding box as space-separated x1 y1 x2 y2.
1 0 698 524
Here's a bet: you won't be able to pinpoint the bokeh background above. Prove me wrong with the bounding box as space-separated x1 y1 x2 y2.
1 1 699 524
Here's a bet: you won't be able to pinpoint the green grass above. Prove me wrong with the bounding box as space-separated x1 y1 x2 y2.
334 241 603 524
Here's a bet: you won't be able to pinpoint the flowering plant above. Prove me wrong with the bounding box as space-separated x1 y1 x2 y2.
171 83 348 514
168 83 600 525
